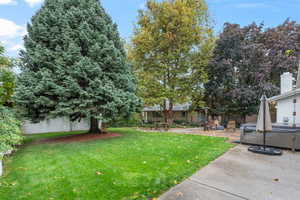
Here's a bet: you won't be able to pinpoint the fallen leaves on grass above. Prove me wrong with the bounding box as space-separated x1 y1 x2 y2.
17 167 28 171
96 171 103 175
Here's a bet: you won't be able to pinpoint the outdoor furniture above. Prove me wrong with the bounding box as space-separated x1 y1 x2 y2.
241 124 300 151
204 120 216 131
227 120 236 132
216 125 225 130
247 94 282 155
153 122 170 131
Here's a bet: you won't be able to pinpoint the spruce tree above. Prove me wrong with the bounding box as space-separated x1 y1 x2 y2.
15 0 141 133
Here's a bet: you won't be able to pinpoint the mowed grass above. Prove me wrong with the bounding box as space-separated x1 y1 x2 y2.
0 128 234 200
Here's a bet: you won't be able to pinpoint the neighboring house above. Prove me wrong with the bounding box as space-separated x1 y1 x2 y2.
269 65 300 127
142 103 206 124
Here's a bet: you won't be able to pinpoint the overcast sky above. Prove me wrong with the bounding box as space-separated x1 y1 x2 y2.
1 0 300 57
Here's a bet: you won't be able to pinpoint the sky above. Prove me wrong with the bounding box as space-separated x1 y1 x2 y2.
0 0 300 57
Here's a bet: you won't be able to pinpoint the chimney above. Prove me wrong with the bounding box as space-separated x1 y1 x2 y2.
281 72 294 94
296 61 300 89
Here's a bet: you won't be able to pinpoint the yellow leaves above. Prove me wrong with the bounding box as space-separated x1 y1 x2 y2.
165 32 176 41
96 171 103 175
17 167 28 171
130 0 214 107
11 181 17 186
285 49 294 56
133 0 211 50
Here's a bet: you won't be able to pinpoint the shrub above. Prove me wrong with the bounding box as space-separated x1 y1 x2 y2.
109 113 142 127
0 67 16 106
173 120 200 128
0 106 23 155
173 120 187 125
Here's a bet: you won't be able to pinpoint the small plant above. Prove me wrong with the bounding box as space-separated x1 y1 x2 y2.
0 106 23 156
109 113 142 127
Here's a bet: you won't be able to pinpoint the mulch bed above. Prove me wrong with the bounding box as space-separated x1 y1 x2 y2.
35 133 122 144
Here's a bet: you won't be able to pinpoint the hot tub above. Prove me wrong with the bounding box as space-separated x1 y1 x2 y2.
240 124 300 150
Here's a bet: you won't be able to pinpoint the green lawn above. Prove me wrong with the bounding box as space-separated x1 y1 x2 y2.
0 128 234 200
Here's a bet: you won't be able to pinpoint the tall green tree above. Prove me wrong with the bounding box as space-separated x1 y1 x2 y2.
15 0 141 133
129 0 214 124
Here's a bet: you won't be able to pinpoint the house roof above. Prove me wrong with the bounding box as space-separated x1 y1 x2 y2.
143 103 191 112
268 88 300 102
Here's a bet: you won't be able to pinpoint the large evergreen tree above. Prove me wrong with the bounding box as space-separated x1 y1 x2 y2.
15 0 141 133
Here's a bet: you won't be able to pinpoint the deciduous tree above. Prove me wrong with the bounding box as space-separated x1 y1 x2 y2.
0 44 15 107
205 20 300 123
0 44 11 68
129 0 214 124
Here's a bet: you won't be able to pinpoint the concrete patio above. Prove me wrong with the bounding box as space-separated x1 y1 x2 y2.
159 145 300 200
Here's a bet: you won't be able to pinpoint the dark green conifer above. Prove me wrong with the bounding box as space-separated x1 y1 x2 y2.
15 0 141 133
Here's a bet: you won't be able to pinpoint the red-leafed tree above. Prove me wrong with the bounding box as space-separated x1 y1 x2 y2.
204 20 300 122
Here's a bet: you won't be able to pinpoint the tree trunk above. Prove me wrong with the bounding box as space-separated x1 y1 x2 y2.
162 100 174 125
101 122 108 133
88 117 102 134
163 110 167 123
242 114 247 124
163 109 173 125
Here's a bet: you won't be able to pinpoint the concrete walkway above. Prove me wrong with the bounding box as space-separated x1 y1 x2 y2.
159 145 300 200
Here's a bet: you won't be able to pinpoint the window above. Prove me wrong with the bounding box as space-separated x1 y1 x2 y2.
153 112 162 118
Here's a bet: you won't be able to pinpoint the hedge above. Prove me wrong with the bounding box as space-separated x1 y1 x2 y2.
0 106 23 157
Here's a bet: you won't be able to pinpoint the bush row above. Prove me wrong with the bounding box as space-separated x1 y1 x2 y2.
0 106 23 157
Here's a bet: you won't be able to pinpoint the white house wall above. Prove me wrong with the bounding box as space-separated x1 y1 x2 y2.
70 119 90 131
276 95 300 125
22 117 90 134
297 96 300 124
